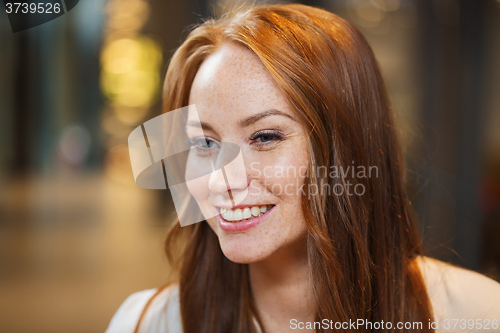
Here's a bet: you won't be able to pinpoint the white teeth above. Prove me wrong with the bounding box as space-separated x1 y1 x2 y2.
220 205 273 222
233 208 242 221
242 207 251 219
251 206 260 217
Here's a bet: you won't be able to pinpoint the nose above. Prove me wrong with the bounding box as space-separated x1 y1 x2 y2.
208 161 249 194
207 143 249 200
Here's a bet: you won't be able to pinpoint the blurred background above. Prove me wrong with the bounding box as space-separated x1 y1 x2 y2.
0 0 499 332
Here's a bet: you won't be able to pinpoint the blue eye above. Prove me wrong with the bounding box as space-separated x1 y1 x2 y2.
187 137 220 156
188 137 217 148
256 134 275 143
250 130 284 147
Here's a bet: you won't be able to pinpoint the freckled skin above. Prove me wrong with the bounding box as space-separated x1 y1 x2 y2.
187 41 310 264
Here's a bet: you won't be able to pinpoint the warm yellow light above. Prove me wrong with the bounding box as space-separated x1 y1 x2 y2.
100 36 162 108
113 106 149 125
101 38 141 68
116 71 159 107
107 56 136 74
106 0 150 32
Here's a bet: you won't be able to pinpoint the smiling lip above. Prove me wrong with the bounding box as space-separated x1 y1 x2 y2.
218 205 276 232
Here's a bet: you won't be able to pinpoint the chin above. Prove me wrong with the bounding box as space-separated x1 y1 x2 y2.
217 234 275 264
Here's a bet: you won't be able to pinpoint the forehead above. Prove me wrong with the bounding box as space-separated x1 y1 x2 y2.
188 42 292 121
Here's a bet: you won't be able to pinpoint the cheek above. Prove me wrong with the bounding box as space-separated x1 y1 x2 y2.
186 174 210 201
185 174 215 223
269 148 309 229
253 148 309 229
185 152 213 203
252 147 308 200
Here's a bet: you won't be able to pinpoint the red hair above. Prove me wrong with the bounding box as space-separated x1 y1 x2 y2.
152 4 435 332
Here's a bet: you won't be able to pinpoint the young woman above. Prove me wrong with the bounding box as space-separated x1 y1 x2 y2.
106 4 500 333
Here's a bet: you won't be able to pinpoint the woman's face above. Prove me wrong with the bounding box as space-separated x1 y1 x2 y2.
187 42 309 264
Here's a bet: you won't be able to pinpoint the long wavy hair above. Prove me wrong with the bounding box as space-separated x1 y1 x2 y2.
153 3 434 333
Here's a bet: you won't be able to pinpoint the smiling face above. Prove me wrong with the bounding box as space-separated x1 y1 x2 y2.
186 42 309 264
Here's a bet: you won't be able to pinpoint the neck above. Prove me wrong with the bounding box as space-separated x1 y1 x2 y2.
249 237 315 332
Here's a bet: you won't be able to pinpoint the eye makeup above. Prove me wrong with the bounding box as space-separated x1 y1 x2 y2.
249 129 285 148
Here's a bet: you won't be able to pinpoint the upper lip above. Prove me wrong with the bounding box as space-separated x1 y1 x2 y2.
217 204 275 210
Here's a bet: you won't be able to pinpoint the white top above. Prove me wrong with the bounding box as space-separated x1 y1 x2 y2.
105 256 500 333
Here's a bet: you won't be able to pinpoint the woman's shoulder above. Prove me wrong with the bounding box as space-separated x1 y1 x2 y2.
105 284 181 333
416 255 500 325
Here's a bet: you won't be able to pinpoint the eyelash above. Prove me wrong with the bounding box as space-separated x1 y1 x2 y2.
249 130 285 148
187 130 284 151
187 137 218 150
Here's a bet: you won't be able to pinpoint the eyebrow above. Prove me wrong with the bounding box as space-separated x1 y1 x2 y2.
185 109 295 130
239 109 295 127
186 121 213 131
